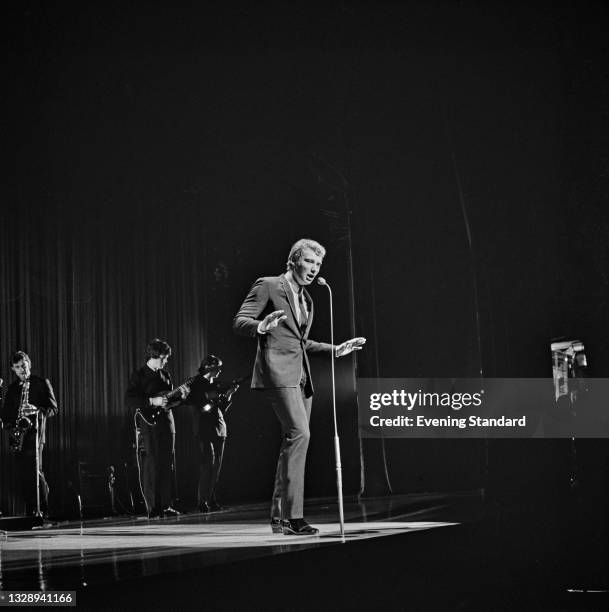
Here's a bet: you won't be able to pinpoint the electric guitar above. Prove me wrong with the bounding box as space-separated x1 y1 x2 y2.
138 375 201 425
199 376 247 415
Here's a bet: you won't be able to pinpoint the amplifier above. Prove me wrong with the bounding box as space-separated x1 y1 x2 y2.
77 461 117 519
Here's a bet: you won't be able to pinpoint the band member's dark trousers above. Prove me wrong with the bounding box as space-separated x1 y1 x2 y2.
267 382 312 520
197 436 226 504
138 420 175 513
17 435 50 515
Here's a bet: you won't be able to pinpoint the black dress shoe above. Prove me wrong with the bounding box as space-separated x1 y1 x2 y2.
282 518 319 535
161 506 180 518
270 517 283 534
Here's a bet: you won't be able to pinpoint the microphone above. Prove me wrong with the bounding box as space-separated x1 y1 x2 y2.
316 277 327 286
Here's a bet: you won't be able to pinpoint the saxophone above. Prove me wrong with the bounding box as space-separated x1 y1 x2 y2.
9 379 33 453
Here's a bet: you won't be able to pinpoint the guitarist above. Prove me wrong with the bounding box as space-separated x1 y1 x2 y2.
183 354 233 513
125 339 186 518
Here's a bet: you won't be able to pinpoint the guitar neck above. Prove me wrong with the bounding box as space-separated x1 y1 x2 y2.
164 375 197 399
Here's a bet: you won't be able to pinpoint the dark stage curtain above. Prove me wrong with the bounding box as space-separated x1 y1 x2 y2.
0 201 208 516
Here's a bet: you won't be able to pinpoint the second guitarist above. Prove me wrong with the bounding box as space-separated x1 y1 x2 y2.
125 339 187 518
183 355 237 513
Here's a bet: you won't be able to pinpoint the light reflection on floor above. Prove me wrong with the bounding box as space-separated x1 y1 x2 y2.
0 492 479 590
3 519 454 548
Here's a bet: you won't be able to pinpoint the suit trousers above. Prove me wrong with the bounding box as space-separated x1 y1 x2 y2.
17 436 49 515
265 385 313 519
197 435 226 504
137 418 176 513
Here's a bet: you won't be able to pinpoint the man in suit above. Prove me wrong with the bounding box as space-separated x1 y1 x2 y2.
233 238 365 535
1 351 58 517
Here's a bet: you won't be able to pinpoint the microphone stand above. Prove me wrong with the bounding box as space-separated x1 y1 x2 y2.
318 278 345 537
35 410 42 520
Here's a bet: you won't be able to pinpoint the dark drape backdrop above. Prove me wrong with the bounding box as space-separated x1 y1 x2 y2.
0 194 365 516
0 199 208 515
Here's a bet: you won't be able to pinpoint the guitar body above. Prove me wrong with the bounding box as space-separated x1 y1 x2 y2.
198 377 247 415
137 374 199 426
137 404 167 426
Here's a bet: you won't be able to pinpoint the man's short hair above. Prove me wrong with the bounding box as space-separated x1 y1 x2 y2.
10 350 31 366
286 238 326 271
146 339 172 359
199 354 223 373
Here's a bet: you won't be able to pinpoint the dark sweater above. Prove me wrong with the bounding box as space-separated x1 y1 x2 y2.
125 365 175 433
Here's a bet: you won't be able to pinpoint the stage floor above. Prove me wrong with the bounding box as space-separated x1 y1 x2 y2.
2 490 606 610
0 491 479 593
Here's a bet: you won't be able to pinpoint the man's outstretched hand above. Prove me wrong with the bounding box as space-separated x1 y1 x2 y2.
259 309 288 333
335 337 366 358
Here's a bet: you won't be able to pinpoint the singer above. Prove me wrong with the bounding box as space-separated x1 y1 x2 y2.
233 238 365 535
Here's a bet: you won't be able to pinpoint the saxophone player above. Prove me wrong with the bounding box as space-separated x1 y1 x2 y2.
1 351 58 517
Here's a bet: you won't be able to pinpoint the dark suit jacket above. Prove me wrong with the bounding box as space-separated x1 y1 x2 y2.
1 374 58 445
233 274 333 393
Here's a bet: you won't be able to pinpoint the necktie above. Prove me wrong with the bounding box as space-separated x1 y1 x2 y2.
298 291 308 331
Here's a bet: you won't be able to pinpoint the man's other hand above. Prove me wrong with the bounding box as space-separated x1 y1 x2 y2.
335 337 366 358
